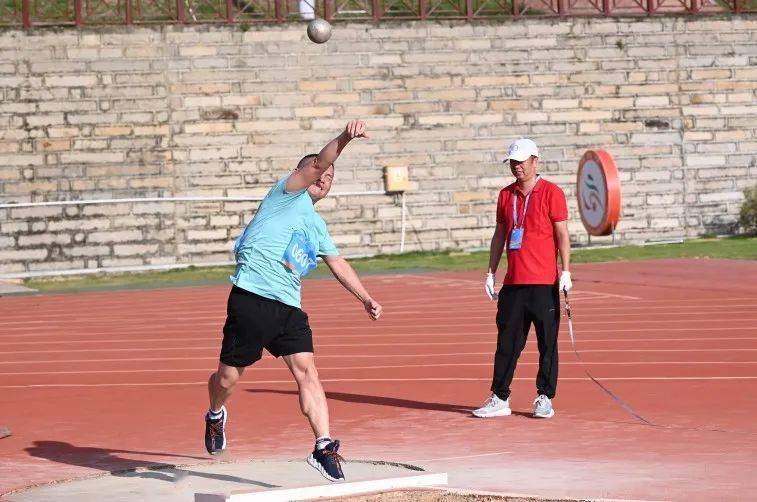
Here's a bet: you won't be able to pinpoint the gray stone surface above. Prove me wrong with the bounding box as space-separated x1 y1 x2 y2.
5 459 428 502
0 281 36 295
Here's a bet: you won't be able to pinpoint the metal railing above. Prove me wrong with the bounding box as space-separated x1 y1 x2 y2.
0 0 753 28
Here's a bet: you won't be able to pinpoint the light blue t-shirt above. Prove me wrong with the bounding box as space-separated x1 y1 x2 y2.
230 176 339 308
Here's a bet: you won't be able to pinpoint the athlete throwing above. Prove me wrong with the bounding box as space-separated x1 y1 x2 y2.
204 120 382 482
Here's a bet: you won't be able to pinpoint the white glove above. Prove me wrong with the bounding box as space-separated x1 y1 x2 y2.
484 272 498 300
559 271 572 293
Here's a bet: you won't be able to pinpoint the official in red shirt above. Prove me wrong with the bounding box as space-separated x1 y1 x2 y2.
473 138 572 419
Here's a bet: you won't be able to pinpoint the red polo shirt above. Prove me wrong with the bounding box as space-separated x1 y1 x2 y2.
496 177 568 285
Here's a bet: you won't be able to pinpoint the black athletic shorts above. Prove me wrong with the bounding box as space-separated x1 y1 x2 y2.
219 285 314 367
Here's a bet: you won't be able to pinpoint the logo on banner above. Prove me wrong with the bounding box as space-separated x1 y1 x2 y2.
577 150 621 236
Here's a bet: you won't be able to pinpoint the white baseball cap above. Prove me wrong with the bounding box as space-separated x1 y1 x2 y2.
504 138 539 162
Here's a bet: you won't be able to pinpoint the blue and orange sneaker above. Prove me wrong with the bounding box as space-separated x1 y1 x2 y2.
204 406 227 455
307 439 345 481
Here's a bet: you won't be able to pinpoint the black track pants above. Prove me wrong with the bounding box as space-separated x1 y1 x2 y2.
490 285 560 400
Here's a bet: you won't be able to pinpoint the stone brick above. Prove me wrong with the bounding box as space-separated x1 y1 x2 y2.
179 46 218 57
690 69 732 80
465 75 530 86
82 204 133 216
44 74 99 87
0 154 46 166
714 130 748 141
60 152 124 164
417 114 463 126
38 101 98 113
189 147 240 161
453 191 491 203
65 245 110 257
112 243 160 256
47 218 110 231
294 106 336 118
420 89 478 102
0 248 48 261
173 134 248 147
66 113 119 125
0 102 37 113
183 96 222 108
100 257 146 267
634 96 671 107
221 95 262 106
235 121 299 133
313 93 361 104
186 229 228 241
542 99 579 109
25 114 66 127
88 229 143 244
34 139 69 152
133 125 170 136
17 233 71 246
686 155 728 167
549 110 613 122
463 113 504 125
630 132 681 145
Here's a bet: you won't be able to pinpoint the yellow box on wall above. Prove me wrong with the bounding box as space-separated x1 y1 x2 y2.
384 166 409 193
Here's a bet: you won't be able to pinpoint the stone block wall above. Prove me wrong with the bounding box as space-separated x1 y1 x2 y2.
0 16 755 275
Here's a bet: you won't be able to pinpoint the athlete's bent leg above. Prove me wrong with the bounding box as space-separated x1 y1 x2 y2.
204 362 243 455
208 362 245 412
284 352 329 439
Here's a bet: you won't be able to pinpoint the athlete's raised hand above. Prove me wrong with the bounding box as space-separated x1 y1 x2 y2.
344 120 368 140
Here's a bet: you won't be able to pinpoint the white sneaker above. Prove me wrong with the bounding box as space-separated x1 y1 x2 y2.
533 394 555 418
472 394 512 417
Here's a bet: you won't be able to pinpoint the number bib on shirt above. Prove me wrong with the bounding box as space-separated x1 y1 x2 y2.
281 230 317 278
509 228 524 250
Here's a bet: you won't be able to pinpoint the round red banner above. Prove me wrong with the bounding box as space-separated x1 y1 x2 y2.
577 150 621 236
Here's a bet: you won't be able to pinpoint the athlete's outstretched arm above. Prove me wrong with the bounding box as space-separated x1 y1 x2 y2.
322 255 382 321
286 120 368 193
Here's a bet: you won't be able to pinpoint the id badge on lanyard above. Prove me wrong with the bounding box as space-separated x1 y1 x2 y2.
509 189 533 251
281 230 317 278
509 227 524 250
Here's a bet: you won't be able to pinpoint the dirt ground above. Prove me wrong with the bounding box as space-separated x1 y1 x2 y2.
329 489 577 501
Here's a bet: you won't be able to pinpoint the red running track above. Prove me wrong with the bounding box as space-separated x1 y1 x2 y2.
1 258 757 500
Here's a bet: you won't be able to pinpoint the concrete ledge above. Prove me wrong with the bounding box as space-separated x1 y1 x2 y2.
195 472 448 502
0 281 37 295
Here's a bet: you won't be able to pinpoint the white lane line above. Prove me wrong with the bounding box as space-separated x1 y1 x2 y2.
0 297 757 326
4 346 757 356
4 333 757 348
408 451 513 463
3 332 757 346
3 375 757 389
1 356 757 366
4 295 755 317
3 308 757 329
384 275 644 300
3 302 756 323
0 319 757 346
3 360 757 376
